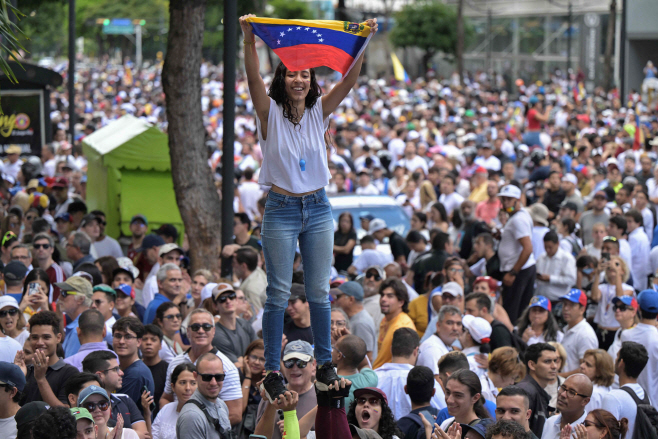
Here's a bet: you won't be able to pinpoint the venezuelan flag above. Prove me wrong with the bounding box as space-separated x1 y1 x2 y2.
246 18 372 76
391 52 410 84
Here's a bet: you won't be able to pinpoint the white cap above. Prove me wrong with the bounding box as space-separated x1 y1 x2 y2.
200 283 219 303
407 130 420 141
462 314 492 344
0 296 19 311
498 185 522 199
368 218 387 234
159 243 184 257
442 282 464 297
561 173 578 185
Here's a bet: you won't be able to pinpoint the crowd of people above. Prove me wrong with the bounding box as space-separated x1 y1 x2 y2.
1 33 658 439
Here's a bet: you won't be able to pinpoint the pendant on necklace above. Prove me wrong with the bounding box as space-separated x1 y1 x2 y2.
299 158 306 171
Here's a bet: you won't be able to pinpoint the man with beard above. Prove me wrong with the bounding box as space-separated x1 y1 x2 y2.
362 266 385 329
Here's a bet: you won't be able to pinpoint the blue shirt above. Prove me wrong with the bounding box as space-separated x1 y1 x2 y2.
63 315 81 358
143 293 170 324
120 359 155 415
436 398 497 424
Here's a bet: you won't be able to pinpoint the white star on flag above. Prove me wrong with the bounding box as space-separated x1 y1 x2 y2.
319 38 324 42
280 32 285 37
277 40 280 44
297 27 301 30
312 29 316 33
305 27 309 31
317 34 322 37
288 28 292 31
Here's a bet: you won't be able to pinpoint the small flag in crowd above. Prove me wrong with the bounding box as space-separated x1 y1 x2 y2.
246 17 373 76
390 52 410 84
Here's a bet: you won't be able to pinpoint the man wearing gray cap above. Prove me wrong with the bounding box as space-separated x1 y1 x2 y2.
0 361 25 439
334 281 377 361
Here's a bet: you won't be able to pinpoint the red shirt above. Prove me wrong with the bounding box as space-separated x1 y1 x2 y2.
527 109 541 131
46 262 66 303
476 198 502 224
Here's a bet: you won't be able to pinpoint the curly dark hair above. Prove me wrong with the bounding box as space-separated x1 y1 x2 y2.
31 406 77 439
347 397 403 439
268 62 322 129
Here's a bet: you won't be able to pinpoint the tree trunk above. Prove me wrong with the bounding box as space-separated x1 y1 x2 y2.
603 0 616 90
162 0 222 273
456 0 464 86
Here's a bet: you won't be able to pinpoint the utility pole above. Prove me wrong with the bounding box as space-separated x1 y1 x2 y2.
567 0 572 74
135 24 142 69
486 8 492 74
456 0 464 85
68 0 76 144
221 0 237 277
620 0 626 101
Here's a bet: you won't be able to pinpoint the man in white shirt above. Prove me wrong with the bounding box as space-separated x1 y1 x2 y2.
535 231 577 302
348 235 393 276
541 374 592 439
624 209 651 290
438 174 464 217
238 168 263 221
355 170 380 195
417 305 461 381
583 223 606 259
362 266 385 329
374 327 445 420
607 216 633 275
620 289 658 405
529 203 550 261
601 341 649 439
0 361 24 439
559 289 598 375
394 143 428 175
474 143 501 171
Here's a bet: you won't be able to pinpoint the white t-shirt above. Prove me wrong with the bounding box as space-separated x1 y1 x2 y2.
108 428 139 439
475 155 501 171
151 401 180 439
601 383 644 439
0 416 16 439
561 319 598 372
541 411 588 439
11 329 29 348
417 334 451 375
498 209 536 272
526 331 564 346
586 384 611 412
620 323 658 405
593 284 634 328
0 336 22 363
439 192 465 216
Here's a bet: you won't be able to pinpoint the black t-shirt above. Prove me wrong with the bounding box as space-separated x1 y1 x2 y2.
489 319 513 351
147 360 169 419
411 250 449 293
542 188 566 215
22 359 79 405
485 254 503 281
235 235 261 251
283 320 314 345
397 406 440 439
109 393 145 427
389 231 410 261
334 229 357 272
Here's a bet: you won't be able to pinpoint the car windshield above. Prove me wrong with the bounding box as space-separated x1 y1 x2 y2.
331 206 410 241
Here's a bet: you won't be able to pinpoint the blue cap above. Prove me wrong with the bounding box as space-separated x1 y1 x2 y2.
638 289 658 313
529 95 539 104
77 385 109 406
338 281 364 301
529 295 552 311
0 361 26 391
137 234 165 252
131 214 148 226
560 288 587 307
55 212 71 222
611 295 639 310
359 214 375 221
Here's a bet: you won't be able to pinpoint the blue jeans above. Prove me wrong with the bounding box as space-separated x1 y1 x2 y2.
261 188 334 371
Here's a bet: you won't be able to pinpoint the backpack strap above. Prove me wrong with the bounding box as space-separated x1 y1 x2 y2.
621 386 651 405
184 399 227 436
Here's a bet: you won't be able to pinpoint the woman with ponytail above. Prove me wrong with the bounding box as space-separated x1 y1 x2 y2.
439 369 492 431
459 314 492 379
561 408 628 439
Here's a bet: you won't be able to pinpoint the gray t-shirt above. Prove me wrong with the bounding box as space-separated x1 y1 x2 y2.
92 235 124 259
0 416 17 439
176 390 231 439
564 193 585 213
579 211 610 246
350 308 378 359
256 385 317 439
212 318 257 363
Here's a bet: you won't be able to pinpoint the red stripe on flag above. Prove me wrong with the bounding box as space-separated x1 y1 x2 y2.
273 44 354 76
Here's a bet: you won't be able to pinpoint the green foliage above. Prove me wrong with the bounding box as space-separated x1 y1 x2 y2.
0 0 27 83
389 0 474 59
21 2 67 57
267 0 314 20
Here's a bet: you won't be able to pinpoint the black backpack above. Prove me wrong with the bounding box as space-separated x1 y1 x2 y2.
621 387 658 439
492 320 528 355
399 409 435 439
184 399 235 439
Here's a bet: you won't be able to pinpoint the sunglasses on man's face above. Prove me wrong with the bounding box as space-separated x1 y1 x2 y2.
0 308 18 318
283 359 309 369
33 243 51 250
200 373 225 382
365 272 381 281
189 323 214 332
613 304 631 312
216 292 237 303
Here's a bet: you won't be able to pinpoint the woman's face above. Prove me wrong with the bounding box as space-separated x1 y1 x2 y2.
8 215 20 236
114 293 134 314
95 263 108 284
0 306 19 332
191 275 209 299
529 307 549 326
285 69 311 102
579 355 597 381
355 393 383 431
24 211 37 227
339 215 352 233
161 306 182 334
246 348 265 377
173 370 197 403
84 394 110 427
410 215 423 231
583 413 606 439
445 379 478 419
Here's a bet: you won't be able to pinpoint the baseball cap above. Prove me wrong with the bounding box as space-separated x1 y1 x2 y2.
155 224 178 241
576 114 591 124
212 282 235 300
282 340 314 362
92 284 116 296
71 271 94 285
55 276 93 299
0 361 26 391
330 275 348 288
77 385 109 406
130 214 148 226
528 203 549 227
200 283 219 303
70 407 94 424
560 288 588 307
561 173 578 185
113 257 139 281
365 266 386 280
498 184 521 199
55 212 71 223
0 295 19 311
611 295 639 310
353 387 388 405
49 176 68 189
15 401 50 429
442 281 464 298
593 190 607 199
3 261 28 281
289 283 306 302
460 418 495 439
137 234 165 252
338 281 364 301
350 424 383 439
359 214 375 221
80 214 99 228
114 283 135 300
529 295 552 311
474 166 488 174
368 218 387 234
158 243 183 258
560 201 579 212
462 314 492 344
637 289 658 313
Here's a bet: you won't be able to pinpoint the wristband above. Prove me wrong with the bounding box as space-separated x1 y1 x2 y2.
283 410 300 439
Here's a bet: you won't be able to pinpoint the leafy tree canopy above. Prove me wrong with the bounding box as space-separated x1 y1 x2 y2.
267 0 314 20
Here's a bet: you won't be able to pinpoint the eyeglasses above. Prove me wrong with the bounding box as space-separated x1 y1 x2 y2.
163 313 182 320
0 308 18 318
283 359 309 369
200 373 225 382
248 354 266 363
216 292 237 303
97 220 107 226
356 397 381 406
189 323 214 332
113 333 137 341
558 385 591 399
331 319 347 328
2 231 16 247
82 400 110 412
448 268 465 274
101 366 121 374
613 304 631 312
365 272 381 281
33 243 51 250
